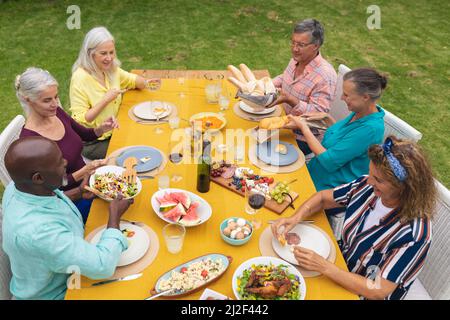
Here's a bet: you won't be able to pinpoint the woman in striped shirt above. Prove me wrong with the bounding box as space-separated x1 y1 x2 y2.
271 136 437 299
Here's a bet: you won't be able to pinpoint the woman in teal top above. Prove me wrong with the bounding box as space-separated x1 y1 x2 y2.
287 68 387 191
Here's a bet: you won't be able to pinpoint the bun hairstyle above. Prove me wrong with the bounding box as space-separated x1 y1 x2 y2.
368 136 437 222
343 68 388 101
14 67 58 115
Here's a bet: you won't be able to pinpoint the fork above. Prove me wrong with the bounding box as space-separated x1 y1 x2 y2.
121 219 144 226
122 157 138 184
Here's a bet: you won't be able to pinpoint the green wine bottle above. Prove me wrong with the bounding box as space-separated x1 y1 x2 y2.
196 136 211 193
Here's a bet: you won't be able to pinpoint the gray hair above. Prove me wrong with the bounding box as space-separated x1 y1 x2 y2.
343 68 388 101
293 19 324 47
15 67 59 115
72 26 121 81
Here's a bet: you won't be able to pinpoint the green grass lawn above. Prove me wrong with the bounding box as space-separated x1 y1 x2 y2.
0 0 449 195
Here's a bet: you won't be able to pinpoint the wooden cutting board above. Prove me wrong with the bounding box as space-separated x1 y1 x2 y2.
210 176 298 215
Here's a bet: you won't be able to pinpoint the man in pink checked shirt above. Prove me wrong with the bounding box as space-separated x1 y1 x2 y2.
270 19 337 155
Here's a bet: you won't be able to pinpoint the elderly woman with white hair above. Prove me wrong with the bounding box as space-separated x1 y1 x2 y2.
70 26 161 159
16 67 117 222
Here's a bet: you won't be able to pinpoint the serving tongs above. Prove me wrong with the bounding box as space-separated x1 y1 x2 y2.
122 157 138 184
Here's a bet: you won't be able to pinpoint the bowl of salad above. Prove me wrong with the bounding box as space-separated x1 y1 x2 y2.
232 256 306 300
89 165 142 202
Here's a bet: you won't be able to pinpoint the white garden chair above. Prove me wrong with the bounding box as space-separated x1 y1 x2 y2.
383 109 422 142
405 180 450 300
0 115 25 187
329 64 352 122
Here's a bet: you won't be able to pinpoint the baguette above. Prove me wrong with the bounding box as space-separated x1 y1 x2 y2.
239 63 257 82
227 65 247 83
227 76 247 92
259 116 289 130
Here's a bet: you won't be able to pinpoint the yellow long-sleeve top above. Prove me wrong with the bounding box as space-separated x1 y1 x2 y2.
69 67 137 140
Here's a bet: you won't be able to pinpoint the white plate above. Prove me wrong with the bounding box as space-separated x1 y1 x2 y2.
150 188 212 227
271 224 331 266
232 256 306 300
132 101 173 120
90 222 150 267
199 288 230 300
239 101 276 115
89 165 142 202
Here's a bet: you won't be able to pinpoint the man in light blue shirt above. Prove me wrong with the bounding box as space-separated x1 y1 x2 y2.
2 136 133 299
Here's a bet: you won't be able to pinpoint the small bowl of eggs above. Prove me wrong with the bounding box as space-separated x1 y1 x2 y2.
220 217 253 246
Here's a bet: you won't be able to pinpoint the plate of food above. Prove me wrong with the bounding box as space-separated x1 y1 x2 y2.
272 224 331 266
256 140 299 166
132 101 173 120
90 222 150 267
189 112 226 133
152 253 232 298
232 256 306 300
150 188 212 227
239 101 276 115
89 165 142 201
115 146 163 173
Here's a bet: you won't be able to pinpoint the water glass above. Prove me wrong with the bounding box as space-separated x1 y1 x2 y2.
205 83 221 104
169 117 180 129
162 223 186 254
158 175 170 190
218 95 230 111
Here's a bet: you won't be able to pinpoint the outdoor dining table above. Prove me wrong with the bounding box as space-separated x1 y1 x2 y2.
65 70 358 300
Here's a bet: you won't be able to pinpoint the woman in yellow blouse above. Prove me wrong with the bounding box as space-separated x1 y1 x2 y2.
70 26 161 159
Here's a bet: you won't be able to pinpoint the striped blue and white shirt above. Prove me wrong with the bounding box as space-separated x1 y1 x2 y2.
333 176 432 300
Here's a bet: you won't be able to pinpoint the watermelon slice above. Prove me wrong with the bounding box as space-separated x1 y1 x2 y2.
163 203 186 222
180 202 201 226
159 201 178 212
168 192 191 210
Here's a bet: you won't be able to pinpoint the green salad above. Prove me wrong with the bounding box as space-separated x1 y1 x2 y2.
237 263 301 300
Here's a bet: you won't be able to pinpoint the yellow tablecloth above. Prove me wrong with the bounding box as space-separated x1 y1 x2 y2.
65 77 358 300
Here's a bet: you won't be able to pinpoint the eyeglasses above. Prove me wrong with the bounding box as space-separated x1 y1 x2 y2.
290 41 313 49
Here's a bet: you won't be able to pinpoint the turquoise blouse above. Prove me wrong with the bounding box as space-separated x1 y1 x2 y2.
1 183 128 300
307 106 385 191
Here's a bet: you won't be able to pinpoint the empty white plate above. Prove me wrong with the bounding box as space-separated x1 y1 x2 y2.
271 224 331 266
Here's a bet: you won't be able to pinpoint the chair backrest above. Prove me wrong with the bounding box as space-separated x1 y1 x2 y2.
0 206 12 300
329 64 351 122
0 115 25 187
383 109 423 142
418 180 450 300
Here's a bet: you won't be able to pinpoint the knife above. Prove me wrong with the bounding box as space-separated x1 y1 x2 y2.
90 273 143 287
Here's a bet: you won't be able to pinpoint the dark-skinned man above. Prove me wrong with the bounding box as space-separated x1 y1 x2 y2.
2 136 133 299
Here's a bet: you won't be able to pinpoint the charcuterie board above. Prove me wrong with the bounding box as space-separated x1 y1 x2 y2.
210 174 298 215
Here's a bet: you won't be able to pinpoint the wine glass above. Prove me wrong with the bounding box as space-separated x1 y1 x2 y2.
151 103 165 134
245 187 265 229
169 136 184 182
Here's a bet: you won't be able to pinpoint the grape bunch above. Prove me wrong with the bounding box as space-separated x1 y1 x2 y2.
270 182 290 204
211 167 224 178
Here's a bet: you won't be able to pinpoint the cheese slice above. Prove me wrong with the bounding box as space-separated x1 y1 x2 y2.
275 144 288 155
140 156 152 163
